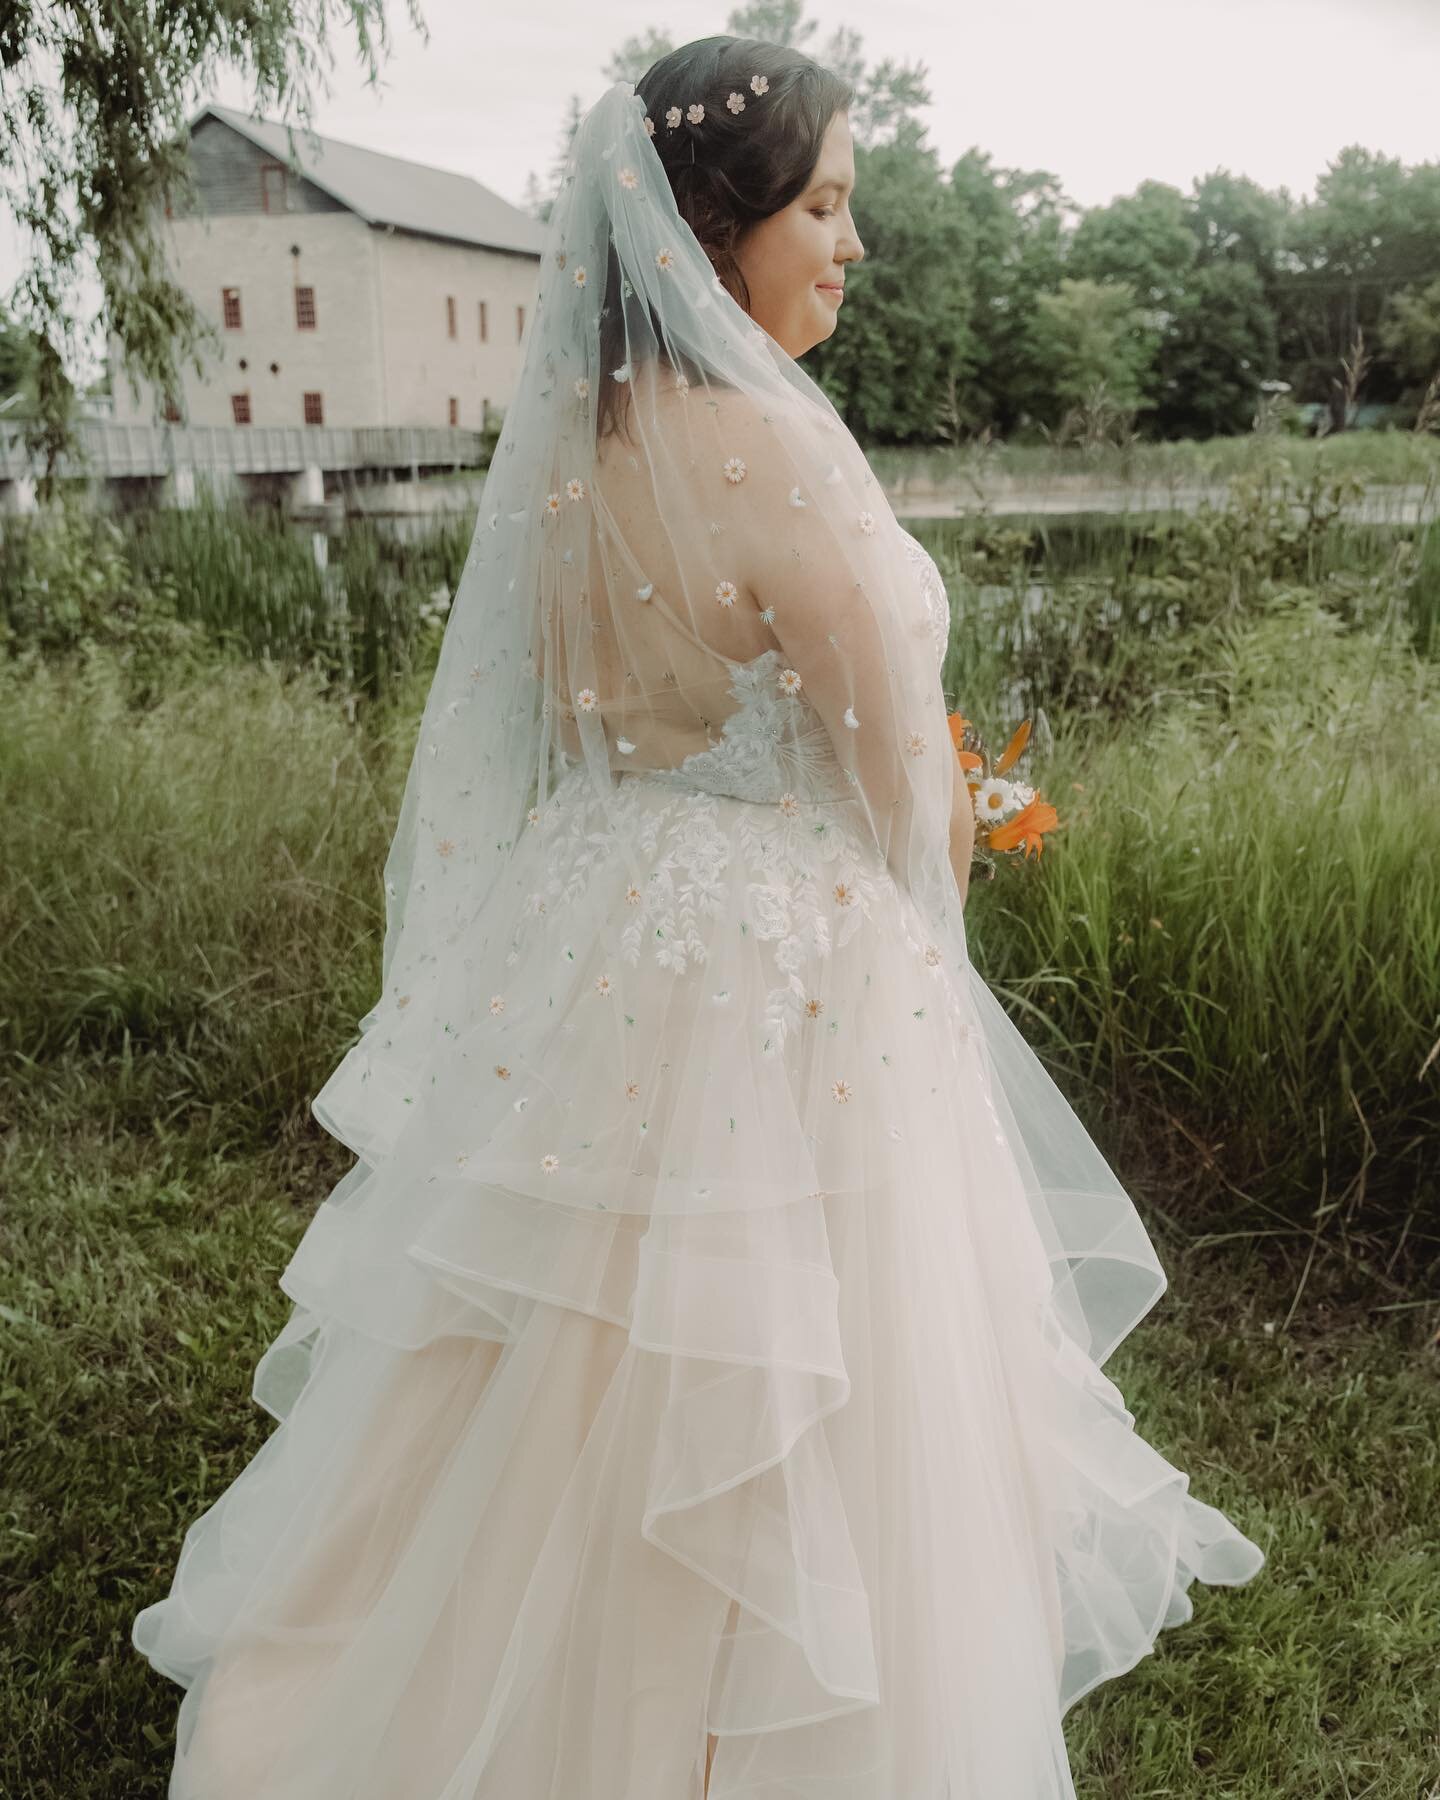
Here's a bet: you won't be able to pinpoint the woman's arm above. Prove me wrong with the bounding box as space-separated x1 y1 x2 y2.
949 777 975 907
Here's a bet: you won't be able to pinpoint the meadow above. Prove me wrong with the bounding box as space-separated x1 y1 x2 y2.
2 435 1437 1795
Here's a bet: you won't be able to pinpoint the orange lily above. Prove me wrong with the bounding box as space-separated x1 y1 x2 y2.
987 796 1060 860
994 719 1031 776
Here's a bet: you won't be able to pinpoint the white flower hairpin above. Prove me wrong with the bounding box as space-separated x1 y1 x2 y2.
646 74 770 140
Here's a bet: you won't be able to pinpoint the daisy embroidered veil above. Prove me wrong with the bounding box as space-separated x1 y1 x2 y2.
132 71 1266 1800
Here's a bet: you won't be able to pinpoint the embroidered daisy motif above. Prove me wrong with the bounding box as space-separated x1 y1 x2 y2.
576 688 598 712
643 116 656 137
396 994 411 1009
655 247 676 272
750 74 769 94
436 837 455 857
858 511 875 534
544 493 561 517
722 456 747 483
566 477 586 501
618 166 639 189
626 1080 640 1100
759 605 776 624
595 973 614 996
805 997 825 1019
489 995 506 1015
455 1151 470 1168
494 1064 511 1079
625 883 642 904
686 102 705 124
665 105 682 129
555 250 567 269
715 579 739 607
905 731 928 756
778 668 803 697
925 945 943 966
541 1153 560 1174
832 1078 853 1103
779 793 799 817
572 265 588 287
833 881 856 907
526 806 540 826
726 91 746 114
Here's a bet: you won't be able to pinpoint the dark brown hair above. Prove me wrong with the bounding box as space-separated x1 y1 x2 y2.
594 36 854 448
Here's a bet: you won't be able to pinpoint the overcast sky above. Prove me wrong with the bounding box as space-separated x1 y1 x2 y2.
4 0 1438 349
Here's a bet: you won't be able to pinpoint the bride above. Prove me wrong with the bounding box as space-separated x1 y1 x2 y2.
134 36 1265 1799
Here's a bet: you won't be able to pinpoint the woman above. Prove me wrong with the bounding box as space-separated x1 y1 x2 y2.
134 37 1265 1799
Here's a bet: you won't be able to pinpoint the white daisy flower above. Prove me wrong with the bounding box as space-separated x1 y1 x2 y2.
832 1078 853 1103
905 731 927 756
858 511 875 534
715 579 739 607
655 247 676 272
779 793 799 817
489 995 506 1014
778 667 803 696
541 1153 560 1174
974 777 1014 819
576 688 598 711
572 265 588 287
624 883 642 904
594 973 614 996
618 166 639 189
924 945 943 966
544 493 561 517
722 456 747 483
626 1080 640 1099
573 376 590 398
566 477 586 501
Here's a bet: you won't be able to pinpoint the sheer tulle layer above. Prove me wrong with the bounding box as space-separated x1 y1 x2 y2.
133 767 1264 1799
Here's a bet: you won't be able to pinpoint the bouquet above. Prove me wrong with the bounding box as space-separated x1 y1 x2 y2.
947 709 1060 877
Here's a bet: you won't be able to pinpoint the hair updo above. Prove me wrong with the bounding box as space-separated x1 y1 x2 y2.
594 34 854 446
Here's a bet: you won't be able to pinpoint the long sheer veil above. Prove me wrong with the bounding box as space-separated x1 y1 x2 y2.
311 76 967 1187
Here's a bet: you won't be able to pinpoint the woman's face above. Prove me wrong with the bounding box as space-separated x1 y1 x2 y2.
732 109 864 358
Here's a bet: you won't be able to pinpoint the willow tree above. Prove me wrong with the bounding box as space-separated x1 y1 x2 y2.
0 0 422 476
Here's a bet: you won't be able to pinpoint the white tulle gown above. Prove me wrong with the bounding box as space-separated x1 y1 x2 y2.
133 526 1265 1799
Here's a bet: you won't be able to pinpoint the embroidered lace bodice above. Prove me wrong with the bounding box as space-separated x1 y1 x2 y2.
632 527 950 807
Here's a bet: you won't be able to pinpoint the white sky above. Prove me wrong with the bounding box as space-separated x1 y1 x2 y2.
4 0 1438 357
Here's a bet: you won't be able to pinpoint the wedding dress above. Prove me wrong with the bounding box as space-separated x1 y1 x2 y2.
132 76 1265 1800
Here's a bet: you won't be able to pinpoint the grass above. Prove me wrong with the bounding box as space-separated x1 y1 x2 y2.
2 1124 1435 1795
2 451 1438 1794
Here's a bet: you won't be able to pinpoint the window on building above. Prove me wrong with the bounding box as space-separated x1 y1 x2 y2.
221 287 242 330
478 300 488 342
294 286 317 330
259 163 288 213
231 393 252 425
446 295 457 339
303 391 324 426
448 396 459 427
516 303 525 340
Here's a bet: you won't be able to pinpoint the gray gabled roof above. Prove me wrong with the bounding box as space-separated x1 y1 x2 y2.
195 103 547 259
